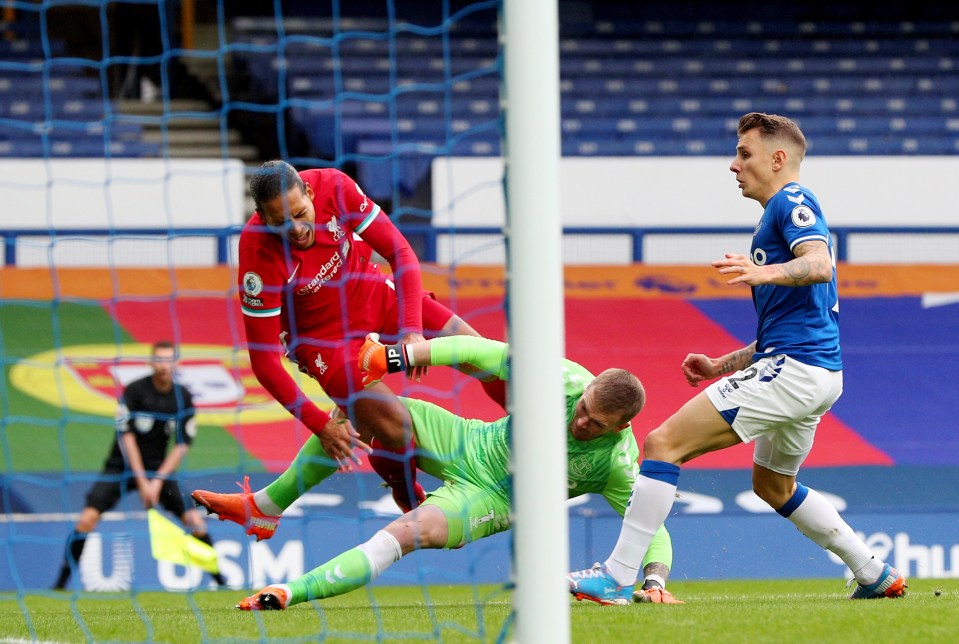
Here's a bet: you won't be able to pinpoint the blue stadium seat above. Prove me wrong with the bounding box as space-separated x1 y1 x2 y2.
0 75 101 98
354 134 499 199
0 100 107 120
564 139 625 156
0 38 63 57
0 138 160 158
234 7 959 169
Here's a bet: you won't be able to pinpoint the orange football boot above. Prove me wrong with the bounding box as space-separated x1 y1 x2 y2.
192 475 280 541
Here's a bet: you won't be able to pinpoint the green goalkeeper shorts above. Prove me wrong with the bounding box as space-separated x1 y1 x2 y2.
402 397 512 549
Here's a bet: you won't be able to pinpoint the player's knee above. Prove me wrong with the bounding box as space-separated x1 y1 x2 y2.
355 397 410 448
440 314 480 337
415 508 449 549
642 428 673 462
389 508 447 552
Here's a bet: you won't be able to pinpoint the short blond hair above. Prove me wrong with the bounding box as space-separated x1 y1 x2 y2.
590 368 645 425
738 112 806 161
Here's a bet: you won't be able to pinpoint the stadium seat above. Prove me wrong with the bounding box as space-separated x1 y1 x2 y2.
228 6 959 188
355 133 500 198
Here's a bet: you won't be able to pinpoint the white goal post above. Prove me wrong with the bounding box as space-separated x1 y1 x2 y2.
504 0 569 642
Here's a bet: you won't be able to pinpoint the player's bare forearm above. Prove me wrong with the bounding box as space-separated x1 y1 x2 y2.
155 444 187 479
714 242 832 287
120 432 148 481
684 341 756 385
767 241 833 286
717 342 757 375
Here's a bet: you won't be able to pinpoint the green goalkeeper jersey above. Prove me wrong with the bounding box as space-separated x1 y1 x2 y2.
416 336 640 517
561 360 639 516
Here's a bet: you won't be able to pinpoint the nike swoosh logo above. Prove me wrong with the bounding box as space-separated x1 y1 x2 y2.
287 263 301 284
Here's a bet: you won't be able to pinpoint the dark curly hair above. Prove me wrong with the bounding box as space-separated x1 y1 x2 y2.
249 160 305 213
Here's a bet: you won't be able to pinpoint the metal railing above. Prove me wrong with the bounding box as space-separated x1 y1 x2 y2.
4 225 959 266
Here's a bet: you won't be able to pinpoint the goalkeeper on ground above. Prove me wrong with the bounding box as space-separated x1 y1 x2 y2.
229 334 681 609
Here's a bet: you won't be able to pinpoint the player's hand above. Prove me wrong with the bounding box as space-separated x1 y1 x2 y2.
399 332 428 381
357 333 407 386
713 253 760 286
681 353 717 387
137 478 162 509
318 416 371 471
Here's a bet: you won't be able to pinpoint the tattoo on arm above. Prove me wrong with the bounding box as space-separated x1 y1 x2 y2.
779 241 832 286
719 344 755 375
779 256 813 286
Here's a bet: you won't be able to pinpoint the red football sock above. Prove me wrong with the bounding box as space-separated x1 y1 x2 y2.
368 438 424 512
481 379 507 411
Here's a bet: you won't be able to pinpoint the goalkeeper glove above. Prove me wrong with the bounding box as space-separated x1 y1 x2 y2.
358 333 407 386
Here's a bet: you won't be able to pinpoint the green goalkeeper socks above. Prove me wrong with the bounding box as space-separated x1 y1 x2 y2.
264 435 339 511
287 547 372 604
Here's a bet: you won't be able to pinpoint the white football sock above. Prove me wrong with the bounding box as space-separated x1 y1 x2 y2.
357 530 403 580
253 490 283 516
643 574 666 589
785 486 881 583
270 583 292 605
606 475 678 587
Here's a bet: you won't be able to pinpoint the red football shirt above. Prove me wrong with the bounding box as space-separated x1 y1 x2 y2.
237 168 425 434
239 168 411 335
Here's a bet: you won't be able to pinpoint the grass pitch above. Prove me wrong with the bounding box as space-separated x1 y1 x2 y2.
1 577 955 643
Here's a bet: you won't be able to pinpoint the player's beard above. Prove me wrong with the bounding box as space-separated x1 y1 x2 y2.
290 226 314 249
153 371 174 393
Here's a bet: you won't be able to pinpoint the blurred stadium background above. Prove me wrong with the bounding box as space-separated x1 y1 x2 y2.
2 0 959 633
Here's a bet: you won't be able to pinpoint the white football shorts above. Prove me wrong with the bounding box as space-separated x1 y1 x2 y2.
704 354 843 476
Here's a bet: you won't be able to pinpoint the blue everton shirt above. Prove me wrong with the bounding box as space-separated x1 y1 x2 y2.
750 182 842 371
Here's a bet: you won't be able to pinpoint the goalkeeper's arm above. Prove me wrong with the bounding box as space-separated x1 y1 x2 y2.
359 334 509 385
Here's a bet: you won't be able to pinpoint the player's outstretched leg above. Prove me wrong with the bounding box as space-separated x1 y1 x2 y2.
193 436 341 540
567 563 633 606
237 531 400 610
192 476 281 541
848 564 907 599
777 482 907 600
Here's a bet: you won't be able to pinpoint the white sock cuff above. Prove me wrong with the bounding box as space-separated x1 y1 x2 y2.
644 574 666 589
271 584 292 605
357 530 403 580
253 490 283 516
